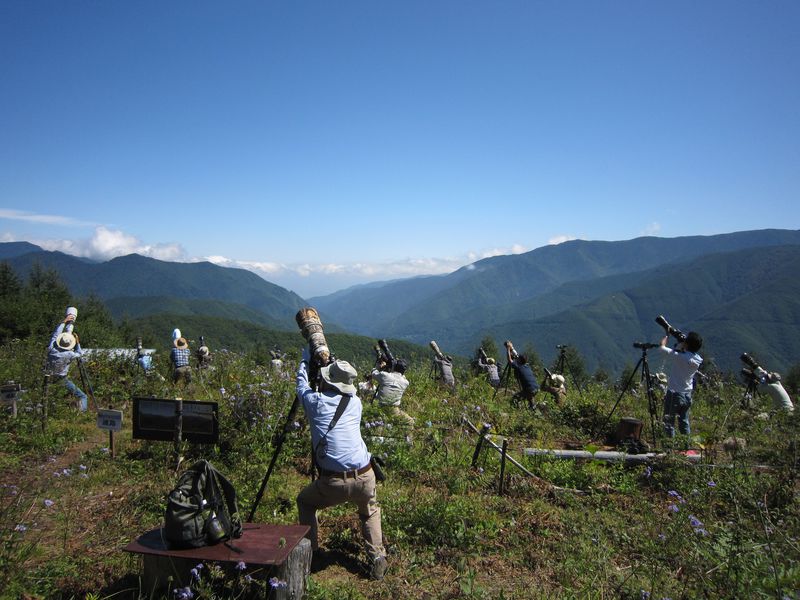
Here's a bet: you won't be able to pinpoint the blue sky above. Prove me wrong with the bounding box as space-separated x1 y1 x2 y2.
1 1 798 297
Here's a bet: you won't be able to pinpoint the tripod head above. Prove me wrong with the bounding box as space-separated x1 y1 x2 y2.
633 342 659 351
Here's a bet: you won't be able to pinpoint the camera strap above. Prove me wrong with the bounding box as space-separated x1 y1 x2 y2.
313 394 352 462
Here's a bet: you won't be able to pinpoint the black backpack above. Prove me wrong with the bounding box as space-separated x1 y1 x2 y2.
164 459 243 549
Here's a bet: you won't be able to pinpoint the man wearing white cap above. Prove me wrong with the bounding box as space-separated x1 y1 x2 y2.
295 348 388 580
45 307 87 411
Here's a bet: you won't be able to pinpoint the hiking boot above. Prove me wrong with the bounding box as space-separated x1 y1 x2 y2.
370 556 388 580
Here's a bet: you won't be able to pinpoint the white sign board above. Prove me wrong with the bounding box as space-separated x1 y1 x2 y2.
97 409 123 432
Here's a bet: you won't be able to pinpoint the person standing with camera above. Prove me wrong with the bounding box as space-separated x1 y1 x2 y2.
170 330 192 385
295 348 389 581
658 331 703 437
45 306 87 411
371 358 414 426
505 341 539 408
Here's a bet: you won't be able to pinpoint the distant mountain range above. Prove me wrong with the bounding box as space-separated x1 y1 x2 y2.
4 229 800 374
1 244 306 331
310 229 800 373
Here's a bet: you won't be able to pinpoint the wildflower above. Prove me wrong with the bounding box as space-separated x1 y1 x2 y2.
53 471 61 477
80 473 89 479
190 568 200 581
43 499 54 508
694 528 708 536
219 387 226 395
643 466 652 478
474 405 481 411
174 587 194 600
689 515 703 529
477 467 484 474
62 468 72 476
641 591 651 600
195 563 204 571
244 574 253 583
667 504 679 513
707 480 716 487
14 524 27 533
292 421 301 430
425 420 432 428
236 561 247 571
657 534 666 542
101 447 110 454
79 464 87 471
269 577 288 589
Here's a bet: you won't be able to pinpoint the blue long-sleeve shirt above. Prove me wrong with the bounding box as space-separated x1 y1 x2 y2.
296 360 371 473
46 323 83 377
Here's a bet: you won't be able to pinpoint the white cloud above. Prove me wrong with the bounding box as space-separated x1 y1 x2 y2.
34 226 186 262
641 222 661 236
548 235 576 245
0 208 97 227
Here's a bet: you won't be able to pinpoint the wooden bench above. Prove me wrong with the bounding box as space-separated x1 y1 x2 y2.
124 523 311 599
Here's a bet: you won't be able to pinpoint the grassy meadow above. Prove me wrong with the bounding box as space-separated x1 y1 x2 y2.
1 336 798 600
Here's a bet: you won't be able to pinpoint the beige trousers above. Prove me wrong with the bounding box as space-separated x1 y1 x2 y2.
297 467 385 560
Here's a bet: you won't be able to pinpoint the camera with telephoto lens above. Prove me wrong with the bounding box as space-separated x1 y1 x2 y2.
655 315 687 343
478 347 488 361
504 340 519 360
740 352 761 371
377 339 396 371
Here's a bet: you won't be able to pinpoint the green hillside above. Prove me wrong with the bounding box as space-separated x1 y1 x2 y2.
478 245 800 374
4 249 306 329
314 229 800 337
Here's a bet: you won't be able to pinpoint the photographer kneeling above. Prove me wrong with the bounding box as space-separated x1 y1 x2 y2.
371 359 414 426
659 331 703 437
295 348 388 580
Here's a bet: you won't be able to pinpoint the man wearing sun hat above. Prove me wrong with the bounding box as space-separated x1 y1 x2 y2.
295 348 389 580
170 328 192 385
45 307 87 411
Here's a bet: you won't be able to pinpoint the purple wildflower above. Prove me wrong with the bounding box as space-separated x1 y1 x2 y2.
79 464 87 471
667 504 679 513
14 524 27 533
641 591 651 600
643 466 652 478
43 499 54 508
707 480 716 487
657 533 666 542
689 515 703 529
190 568 200 581
236 561 246 571
174 587 194 600
269 577 288 589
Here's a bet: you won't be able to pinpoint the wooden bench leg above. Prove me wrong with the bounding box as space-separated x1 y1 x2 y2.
272 537 312 599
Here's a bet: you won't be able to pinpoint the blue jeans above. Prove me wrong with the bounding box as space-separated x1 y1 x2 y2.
56 376 88 411
663 390 691 437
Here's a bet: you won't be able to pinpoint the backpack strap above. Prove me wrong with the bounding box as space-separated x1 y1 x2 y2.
196 460 243 539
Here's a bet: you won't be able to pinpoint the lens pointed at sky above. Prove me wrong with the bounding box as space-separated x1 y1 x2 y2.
1 1 798 297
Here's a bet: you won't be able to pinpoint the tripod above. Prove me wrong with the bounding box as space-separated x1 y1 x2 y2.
594 343 660 448
491 362 515 401
552 345 584 397
76 357 98 412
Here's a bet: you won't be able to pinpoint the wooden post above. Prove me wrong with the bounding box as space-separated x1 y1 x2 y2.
272 537 312 600
471 423 491 468
499 439 508 495
174 398 183 471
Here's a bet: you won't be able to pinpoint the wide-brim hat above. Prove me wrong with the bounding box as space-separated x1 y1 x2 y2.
320 360 357 395
56 331 77 351
175 337 188 349
487 358 495 365
550 374 566 385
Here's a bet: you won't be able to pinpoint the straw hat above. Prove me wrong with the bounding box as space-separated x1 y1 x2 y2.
56 331 77 351
320 360 357 395
175 337 188 349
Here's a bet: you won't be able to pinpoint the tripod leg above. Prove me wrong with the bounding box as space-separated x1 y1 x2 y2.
640 358 659 448
593 356 644 439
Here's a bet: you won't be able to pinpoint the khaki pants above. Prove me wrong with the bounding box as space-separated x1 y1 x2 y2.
297 467 385 561
383 404 415 426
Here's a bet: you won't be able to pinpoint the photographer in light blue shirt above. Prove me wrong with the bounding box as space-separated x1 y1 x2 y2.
295 349 388 580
